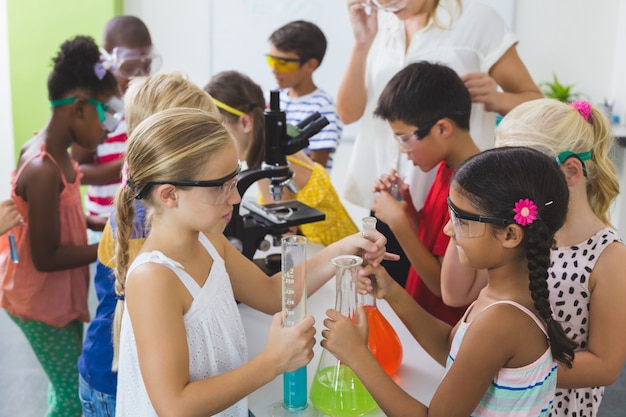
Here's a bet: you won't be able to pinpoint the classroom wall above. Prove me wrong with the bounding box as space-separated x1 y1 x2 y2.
1 0 625 190
123 0 624 125
515 0 621 112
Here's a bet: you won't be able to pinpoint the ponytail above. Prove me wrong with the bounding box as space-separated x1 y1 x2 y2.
586 106 619 226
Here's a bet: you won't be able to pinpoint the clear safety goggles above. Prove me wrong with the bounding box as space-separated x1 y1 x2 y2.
265 54 304 73
134 163 241 205
447 196 511 238
393 111 467 151
100 46 162 79
50 96 124 132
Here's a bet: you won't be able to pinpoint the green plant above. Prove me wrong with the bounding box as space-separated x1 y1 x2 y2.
539 74 581 103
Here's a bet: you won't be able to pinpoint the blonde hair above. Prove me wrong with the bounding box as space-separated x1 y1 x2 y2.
496 98 619 226
124 72 220 135
111 108 233 369
430 0 463 30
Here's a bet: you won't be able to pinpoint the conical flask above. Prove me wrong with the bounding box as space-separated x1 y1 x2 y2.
309 255 378 417
360 217 403 376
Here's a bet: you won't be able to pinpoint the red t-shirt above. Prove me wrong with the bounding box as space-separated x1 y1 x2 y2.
404 162 467 326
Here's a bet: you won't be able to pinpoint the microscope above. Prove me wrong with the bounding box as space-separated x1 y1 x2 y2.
224 90 329 274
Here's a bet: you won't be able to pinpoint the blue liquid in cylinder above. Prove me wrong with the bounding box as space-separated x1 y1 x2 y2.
283 366 308 410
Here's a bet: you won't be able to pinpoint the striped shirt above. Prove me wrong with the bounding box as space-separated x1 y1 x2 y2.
279 88 342 171
85 119 127 217
447 300 557 416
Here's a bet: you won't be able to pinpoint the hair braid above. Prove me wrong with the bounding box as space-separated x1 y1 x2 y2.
526 221 578 367
111 184 136 371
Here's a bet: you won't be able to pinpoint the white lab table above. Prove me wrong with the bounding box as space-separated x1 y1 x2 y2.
238 261 446 417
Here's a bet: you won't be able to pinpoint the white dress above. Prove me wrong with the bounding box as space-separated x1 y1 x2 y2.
116 233 249 417
343 0 517 210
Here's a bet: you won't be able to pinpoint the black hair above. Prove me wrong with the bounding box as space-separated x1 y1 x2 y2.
268 20 327 66
103 15 152 50
452 146 578 367
374 61 471 130
204 71 266 168
47 35 118 101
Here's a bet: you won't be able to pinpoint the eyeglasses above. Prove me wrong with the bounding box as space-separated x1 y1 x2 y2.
393 111 467 151
134 164 241 205
100 46 162 79
50 96 124 132
447 196 511 238
265 54 304 73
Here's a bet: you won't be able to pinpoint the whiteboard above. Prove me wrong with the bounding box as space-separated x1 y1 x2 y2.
209 0 516 138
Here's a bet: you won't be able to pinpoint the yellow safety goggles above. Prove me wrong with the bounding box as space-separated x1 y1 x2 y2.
265 54 304 73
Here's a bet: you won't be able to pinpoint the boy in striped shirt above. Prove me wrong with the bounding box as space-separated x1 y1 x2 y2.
267 20 342 171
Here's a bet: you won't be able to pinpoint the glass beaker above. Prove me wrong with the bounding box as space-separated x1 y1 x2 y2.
360 217 403 376
309 255 378 417
270 236 318 417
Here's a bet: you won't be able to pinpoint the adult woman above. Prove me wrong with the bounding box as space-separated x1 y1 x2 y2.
339 0 542 282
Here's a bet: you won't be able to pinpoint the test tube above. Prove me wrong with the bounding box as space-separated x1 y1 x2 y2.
8 233 18 264
380 174 403 201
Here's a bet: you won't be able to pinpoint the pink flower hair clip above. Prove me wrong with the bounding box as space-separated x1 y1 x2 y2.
513 198 538 226
570 99 592 122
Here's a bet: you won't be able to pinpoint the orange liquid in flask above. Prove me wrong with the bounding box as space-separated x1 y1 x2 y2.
363 304 403 375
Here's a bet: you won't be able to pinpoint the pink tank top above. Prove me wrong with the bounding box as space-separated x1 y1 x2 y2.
0 143 90 326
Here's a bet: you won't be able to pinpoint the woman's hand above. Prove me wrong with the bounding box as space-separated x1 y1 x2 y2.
320 307 370 367
265 313 316 375
461 72 500 112
347 0 378 45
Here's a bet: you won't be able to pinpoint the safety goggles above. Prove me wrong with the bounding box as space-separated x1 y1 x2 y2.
361 0 407 12
100 46 162 79
265 54 304 73
447 196 511 238
50 96 124 132
134 163 241 205
555 150 592 177
393 111 466 151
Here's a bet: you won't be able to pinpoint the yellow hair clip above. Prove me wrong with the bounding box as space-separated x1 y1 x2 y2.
213 98 244 117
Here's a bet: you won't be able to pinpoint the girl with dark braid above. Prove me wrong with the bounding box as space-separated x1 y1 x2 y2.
443 98 626 416
319 146 577 416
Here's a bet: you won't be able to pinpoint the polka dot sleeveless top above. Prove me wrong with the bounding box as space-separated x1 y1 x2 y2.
548 228 622 417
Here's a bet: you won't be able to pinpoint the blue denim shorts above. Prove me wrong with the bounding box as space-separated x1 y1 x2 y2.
78 374 258 416
78 375 116 417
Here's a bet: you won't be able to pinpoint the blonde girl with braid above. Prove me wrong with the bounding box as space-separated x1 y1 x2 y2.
112 108 392 416
320 147 577 417
78 72 219 416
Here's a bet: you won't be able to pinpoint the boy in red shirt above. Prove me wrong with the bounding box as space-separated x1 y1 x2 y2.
372 61 480 325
